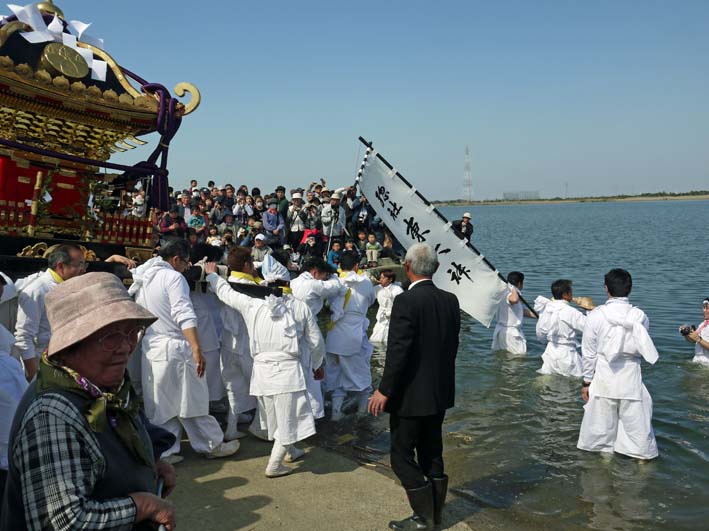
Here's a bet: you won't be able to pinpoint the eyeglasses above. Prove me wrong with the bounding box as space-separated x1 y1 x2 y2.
97 326 146 351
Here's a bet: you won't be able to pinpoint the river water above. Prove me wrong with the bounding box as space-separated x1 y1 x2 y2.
353 200 708 531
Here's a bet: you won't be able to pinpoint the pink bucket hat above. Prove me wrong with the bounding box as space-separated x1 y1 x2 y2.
45 272 157 356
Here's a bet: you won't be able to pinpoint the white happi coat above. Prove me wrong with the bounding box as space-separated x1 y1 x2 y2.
218 273 259 414
1 323 27 470
207 273 325 444
291 271 348 417
577 297 659 459
12 270 58 362
370 282 404 344
534 296 585 377
325 271 375 393
191 287 224 401
691 320 709 366
492 287 527 355
130 258 207 425
290 271 347 317
326 271 375 356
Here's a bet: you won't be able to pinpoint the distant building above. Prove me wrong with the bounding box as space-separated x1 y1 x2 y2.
502 191 541 201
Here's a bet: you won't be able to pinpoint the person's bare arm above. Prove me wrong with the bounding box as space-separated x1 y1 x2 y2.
182 327 205 377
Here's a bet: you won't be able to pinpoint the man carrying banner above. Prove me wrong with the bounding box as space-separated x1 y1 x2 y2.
492 271 535 355
369 243 461 530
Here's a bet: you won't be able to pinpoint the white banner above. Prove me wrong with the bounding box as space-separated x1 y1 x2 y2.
358 142 508 326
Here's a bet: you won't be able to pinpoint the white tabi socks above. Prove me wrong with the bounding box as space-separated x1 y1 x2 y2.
224 409 247 441
265 441 292 478
331 395 344 421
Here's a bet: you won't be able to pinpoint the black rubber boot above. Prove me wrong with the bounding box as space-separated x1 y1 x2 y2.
388 482 435 530
431 475 448 527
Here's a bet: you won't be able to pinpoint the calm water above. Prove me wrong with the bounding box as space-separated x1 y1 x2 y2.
369 200 709 530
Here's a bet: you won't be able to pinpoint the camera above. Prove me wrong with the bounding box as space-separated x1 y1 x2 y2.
679 325 696 336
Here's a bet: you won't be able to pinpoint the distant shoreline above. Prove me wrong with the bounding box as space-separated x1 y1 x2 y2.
434 192 709 207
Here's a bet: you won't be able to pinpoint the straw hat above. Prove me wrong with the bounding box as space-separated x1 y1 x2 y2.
463 212 471 219
331 192 341 200
45 272 156 357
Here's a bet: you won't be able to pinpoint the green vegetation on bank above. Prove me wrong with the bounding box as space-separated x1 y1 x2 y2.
433 190 709 206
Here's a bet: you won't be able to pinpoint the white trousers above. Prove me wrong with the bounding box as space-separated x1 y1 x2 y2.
577 384 658 460
203 348 225 401
538 343 583 377
492 324 527 355
160 415 225 457
324 352 372 397
221 348 257 415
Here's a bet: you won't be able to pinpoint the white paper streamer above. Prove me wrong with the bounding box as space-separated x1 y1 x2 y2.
359 152 508 326
6 3 107 81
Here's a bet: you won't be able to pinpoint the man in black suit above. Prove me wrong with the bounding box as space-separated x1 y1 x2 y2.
369 243 461 530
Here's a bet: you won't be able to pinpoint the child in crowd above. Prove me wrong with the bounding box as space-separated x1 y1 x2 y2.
365 233 383 267
327 240 342 269
206 225 222 247
356 230 368 255
344 239 360 260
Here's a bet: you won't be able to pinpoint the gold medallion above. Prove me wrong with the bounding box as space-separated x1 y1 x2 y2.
40 42 90 80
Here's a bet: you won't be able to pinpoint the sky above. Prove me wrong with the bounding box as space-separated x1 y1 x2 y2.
50 0 709 200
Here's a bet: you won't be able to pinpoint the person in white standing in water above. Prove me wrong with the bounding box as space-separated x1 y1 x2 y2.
577 268 659 460
492 271 535 355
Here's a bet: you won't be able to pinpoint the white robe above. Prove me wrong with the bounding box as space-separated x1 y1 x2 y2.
691 320 709 366
1 324 27 470
290 271 347 418
130 258 207 425
577 297 659 460
13 270 57 361
534 296 585 377
208 273 325 444
491 286 527 355
191 288 225 401
218 274 258 414
370 282 404 344
325 271 375 393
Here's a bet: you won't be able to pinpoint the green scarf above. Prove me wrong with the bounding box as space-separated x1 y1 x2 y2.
37 352 153 467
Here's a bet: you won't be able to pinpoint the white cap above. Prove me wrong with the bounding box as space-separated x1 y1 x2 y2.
463 212 471 219
292 192 303 200
254 234 266 241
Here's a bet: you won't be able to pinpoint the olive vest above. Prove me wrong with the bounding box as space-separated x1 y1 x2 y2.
1 383 157 530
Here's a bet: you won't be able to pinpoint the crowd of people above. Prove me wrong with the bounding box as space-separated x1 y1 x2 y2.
0 179 706 529
0 177 420 530
148 179 405 272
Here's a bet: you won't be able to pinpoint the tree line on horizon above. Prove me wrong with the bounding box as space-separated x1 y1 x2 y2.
432 189 709 205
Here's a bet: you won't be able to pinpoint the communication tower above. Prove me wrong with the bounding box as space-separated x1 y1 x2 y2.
462 145 473 202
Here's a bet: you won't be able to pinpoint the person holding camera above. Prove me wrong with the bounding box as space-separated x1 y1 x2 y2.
287 192 306 248
681 298 709 366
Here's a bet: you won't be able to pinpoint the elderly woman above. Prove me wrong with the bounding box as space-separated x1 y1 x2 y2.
1 273 176 530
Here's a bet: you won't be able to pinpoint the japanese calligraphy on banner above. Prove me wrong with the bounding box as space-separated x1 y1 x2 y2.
358 143 508 327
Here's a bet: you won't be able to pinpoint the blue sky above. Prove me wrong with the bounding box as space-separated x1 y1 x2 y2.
57 0 708 200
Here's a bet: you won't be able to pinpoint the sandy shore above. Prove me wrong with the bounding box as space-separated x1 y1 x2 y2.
170 435 472 531
436 194 709 207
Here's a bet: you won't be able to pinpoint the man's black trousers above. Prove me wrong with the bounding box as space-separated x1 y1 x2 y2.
389 411 445 490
